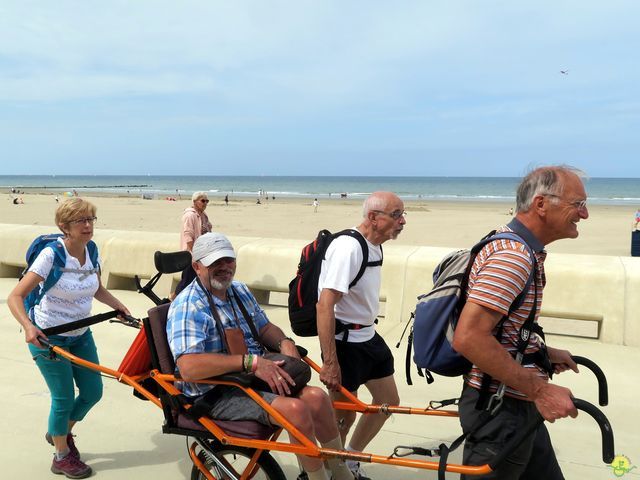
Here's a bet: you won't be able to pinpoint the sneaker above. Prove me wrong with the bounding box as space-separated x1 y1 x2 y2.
45 432 80 459
348 462 371 480
51 453 92 479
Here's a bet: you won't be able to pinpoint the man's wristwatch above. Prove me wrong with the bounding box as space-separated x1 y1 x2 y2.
277 337 295 352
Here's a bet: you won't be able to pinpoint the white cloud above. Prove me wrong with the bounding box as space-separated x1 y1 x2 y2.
1 1 639 176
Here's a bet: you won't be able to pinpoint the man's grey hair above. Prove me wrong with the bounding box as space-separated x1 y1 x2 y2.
515 165 587 213
192 191 209 202
362 193 389 217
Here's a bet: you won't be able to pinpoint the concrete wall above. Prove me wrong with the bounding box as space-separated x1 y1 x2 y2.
1 223 638 347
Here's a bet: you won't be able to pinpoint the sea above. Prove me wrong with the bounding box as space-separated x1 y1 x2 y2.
2 175 639 205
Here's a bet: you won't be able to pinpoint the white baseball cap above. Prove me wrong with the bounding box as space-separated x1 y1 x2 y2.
192 232 236 267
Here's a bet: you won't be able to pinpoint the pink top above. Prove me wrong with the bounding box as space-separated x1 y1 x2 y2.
180 207 212 251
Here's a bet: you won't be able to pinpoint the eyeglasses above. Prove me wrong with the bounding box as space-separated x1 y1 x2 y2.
373 209 406 220
199 199 209 204
69 216 97 225
544 194 587 210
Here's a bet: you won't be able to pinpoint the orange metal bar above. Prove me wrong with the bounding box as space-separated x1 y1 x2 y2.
152 372 320 455
46 344 493 475
189 442 216 480
304 356 459 417
241 448 264 480
49 345 161 407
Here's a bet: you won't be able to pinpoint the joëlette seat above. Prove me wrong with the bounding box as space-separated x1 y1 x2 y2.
144 303 278 440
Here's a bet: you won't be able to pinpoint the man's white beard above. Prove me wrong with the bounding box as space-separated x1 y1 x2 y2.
209 276 233 291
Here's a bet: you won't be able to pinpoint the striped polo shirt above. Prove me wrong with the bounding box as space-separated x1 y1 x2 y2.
464 218 547 399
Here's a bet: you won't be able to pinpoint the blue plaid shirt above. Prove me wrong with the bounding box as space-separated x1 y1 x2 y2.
166 279 269 397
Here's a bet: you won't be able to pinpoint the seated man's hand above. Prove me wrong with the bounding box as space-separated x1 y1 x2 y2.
255 357 295 396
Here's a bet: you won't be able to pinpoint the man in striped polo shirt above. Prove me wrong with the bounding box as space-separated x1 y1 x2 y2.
453 166 589 479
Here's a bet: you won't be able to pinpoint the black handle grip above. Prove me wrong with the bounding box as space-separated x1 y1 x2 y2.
41 310 120 335
573 398 615 464
489 398 614 470
571 356 608 406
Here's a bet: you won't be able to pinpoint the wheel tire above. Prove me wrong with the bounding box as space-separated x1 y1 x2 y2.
190 445 286 480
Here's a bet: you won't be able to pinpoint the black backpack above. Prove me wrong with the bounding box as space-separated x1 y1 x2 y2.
288 229 382 337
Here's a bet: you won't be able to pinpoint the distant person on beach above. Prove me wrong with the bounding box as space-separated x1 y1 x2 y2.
452 165 587 479
316 191 405 479
313 198 319 213
256 198 261 204
634 208 640 230
7 197 130 479
224 194 229 206
55 195 59 203
508 207 514 216
174 192 212 296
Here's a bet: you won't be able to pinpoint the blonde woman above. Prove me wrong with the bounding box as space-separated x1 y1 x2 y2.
174 191 213 295
8 198 130 479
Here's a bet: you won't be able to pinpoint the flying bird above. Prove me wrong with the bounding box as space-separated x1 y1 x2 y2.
560 70 569 75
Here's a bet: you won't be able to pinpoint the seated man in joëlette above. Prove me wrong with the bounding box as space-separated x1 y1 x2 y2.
167 232 354 480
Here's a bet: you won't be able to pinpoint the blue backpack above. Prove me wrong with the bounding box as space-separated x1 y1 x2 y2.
410 231 535 383
22 234 100 319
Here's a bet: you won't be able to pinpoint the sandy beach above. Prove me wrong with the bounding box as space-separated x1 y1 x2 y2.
2 192 637 257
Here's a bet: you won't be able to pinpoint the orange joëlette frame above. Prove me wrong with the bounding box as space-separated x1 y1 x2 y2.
46 343 495 477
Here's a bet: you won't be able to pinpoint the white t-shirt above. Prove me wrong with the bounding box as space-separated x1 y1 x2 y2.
28 238 100 337
318 231 382 343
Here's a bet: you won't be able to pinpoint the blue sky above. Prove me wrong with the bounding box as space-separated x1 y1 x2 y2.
1 1 639 177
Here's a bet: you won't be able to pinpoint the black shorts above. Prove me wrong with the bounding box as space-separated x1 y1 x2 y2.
335 332 395 392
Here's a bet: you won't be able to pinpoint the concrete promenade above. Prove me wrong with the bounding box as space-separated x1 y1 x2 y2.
1 280 638 480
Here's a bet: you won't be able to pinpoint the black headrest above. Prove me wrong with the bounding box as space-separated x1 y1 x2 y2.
154 251 192 274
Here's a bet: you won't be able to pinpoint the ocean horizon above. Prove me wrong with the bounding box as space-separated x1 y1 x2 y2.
2 175 639 205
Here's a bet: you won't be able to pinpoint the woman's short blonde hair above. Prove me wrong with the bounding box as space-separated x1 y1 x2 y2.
192 191 209 203
55 198 97 232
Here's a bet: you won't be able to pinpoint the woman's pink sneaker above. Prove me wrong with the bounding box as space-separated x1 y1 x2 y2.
51 453 92 479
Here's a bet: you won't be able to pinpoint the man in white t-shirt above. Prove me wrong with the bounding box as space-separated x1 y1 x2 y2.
316 191 406 479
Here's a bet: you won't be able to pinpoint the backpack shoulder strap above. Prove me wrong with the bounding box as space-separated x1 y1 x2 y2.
41 241 67 294
334 229 373 289
487 232 537 312
87 240 99 269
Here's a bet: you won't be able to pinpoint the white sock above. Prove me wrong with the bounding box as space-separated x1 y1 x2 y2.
55 449 70 460
321 436 354 480
345 445 359 470
306 467 330 480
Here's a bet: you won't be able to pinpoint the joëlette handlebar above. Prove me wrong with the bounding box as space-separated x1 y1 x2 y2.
36 310 139 345
571 355 608 406
489 398 614 470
